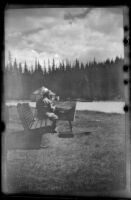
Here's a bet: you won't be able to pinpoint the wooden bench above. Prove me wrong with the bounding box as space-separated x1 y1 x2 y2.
17 102 76 133
17 103 52 132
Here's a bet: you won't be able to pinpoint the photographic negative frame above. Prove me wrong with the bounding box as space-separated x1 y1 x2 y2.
1 2 131 199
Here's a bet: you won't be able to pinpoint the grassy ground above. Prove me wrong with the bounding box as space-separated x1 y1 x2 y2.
2 105 126 195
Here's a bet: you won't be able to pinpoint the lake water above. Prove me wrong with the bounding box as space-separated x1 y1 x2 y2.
5 100 125 114
76 101 125 114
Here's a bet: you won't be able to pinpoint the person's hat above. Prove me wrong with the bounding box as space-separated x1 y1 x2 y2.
40 87 49 95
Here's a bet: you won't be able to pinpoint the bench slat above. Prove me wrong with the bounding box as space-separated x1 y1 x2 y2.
17 103 34 130
30 119 46 129
30 120 38 129
36 120 41 129
41 120 46 127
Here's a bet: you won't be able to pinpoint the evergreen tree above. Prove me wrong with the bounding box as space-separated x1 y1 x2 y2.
4 53 124 101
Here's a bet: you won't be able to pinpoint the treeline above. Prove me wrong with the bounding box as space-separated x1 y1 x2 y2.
4 56 124 101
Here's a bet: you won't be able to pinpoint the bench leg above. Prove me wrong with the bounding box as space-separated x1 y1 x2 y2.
68 121 72 132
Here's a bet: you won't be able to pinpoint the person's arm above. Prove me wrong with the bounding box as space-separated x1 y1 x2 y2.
48 99 56 112
50 102 56 112
44 98 55 112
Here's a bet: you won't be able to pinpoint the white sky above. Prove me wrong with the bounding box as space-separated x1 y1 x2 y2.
5 7 124 69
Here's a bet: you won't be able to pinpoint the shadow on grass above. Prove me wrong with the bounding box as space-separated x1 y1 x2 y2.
5 126 52 150
58 132 74 138
58 131 92 138
75 131 92 137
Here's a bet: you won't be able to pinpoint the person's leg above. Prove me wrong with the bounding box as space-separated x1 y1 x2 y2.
46 112 58 132
52 120 57 131
54 107 61 116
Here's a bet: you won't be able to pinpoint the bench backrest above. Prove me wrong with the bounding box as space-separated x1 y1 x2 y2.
67 105 76 121
58 103 76 121
17 103 34 130
4 105 9 123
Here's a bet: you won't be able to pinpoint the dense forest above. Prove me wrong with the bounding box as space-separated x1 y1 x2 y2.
4 54 124 101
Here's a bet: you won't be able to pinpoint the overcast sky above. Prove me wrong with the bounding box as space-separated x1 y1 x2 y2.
5 7 124 68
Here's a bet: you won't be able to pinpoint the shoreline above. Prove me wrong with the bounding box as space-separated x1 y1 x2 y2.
5 100 125 114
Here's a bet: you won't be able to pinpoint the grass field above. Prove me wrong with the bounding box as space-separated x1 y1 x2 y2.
2 105 126 196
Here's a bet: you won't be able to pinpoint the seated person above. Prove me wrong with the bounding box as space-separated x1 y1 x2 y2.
36 90 58 133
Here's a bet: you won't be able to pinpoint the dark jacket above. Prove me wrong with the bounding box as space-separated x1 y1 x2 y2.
36 97 54 119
